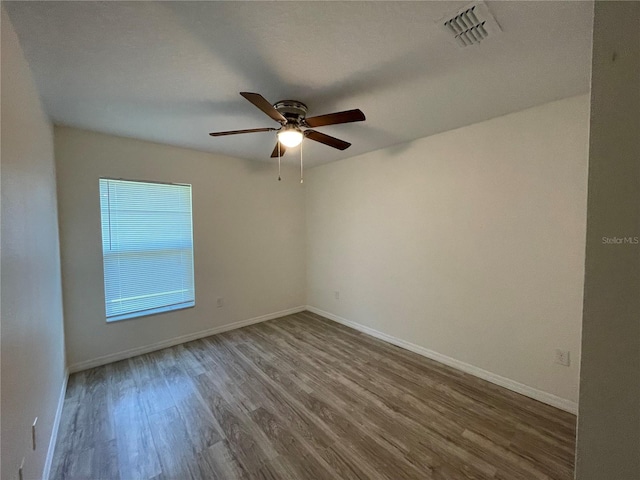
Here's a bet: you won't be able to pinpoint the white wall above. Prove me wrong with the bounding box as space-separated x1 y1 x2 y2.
306 95 589 406
55 127 306 370
1 8 67 480
576 2 640 478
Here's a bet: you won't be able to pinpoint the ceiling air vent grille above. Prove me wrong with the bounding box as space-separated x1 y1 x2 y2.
441 2 502 47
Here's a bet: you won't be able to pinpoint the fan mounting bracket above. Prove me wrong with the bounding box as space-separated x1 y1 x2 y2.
274 100 308 125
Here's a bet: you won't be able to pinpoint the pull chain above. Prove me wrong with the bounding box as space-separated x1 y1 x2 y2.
277 141 281 181
300 138 304 184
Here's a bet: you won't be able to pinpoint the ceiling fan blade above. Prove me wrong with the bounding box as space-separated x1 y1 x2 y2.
304 109 365 128
209 127 276 137
304 130 351 150
240 92 286 123
270 142 287 158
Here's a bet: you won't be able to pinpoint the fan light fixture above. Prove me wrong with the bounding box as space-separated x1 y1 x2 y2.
209 92 366 182
277 126 303 148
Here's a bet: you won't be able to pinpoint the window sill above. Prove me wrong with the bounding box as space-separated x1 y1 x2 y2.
106 301 195 323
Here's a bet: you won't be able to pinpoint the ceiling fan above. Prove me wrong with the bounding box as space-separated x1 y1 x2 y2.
209 92 366 158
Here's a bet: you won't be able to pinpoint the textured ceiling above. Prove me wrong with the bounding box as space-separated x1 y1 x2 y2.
5 1 593 167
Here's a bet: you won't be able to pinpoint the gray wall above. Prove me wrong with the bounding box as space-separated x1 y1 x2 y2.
575 1 640 478
55 127 306 370
1 8 67 480
306 95 589 410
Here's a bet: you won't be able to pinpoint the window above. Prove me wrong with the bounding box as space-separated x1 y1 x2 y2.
99 178 195 322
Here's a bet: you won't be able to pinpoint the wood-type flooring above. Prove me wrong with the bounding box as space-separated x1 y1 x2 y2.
51 311 576 479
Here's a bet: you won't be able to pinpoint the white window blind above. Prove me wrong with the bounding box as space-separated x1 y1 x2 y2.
99 178 195 322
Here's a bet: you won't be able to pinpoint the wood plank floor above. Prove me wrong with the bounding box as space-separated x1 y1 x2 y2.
52 311 576 480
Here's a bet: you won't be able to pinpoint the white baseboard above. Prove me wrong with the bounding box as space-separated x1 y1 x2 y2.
68 306 306 373
42 369 69 480
306 306 578 415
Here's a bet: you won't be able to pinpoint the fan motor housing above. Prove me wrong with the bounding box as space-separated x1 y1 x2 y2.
274 100 308 124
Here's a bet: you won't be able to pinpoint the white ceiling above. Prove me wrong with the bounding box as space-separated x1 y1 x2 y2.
5 1 593 167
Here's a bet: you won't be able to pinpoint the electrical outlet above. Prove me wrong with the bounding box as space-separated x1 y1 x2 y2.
32 417 38 450
216 298 223 308
555 349 570 367
334 291 340 300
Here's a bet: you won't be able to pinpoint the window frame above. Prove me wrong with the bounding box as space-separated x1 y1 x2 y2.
98 177 196 323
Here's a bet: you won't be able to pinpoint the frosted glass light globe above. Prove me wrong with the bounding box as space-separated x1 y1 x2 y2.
277 128 303 148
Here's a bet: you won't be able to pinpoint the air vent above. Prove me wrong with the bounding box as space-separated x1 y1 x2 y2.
440 1 502 47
